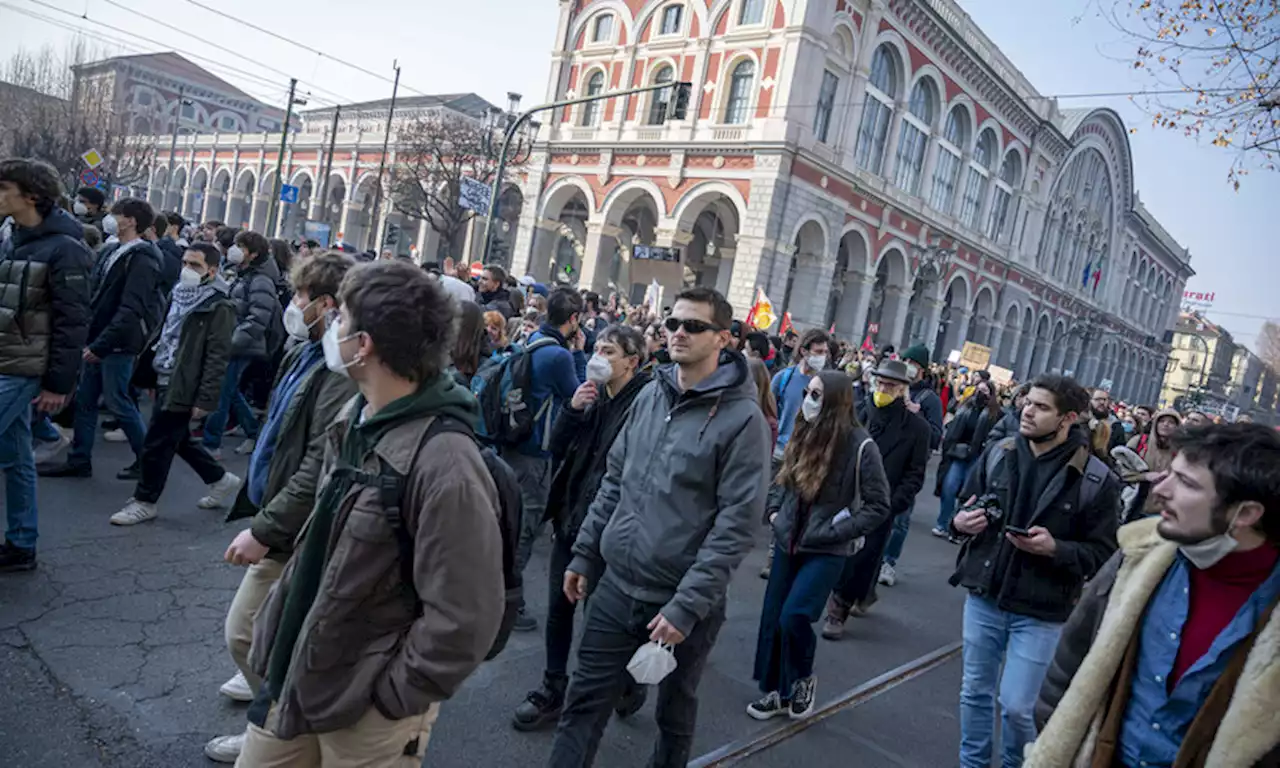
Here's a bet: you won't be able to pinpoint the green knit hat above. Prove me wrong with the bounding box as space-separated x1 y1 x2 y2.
901 344 931 368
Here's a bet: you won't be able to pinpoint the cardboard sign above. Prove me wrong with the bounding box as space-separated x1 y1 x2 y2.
988 365 1014 387
958 341 992 371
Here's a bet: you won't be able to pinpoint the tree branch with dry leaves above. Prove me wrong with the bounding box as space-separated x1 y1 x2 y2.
1107 0 1278 187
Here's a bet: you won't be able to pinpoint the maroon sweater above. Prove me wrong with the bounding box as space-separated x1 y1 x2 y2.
1172 543 1280 686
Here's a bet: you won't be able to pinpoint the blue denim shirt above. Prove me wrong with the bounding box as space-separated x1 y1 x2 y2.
247 342 324 506
1120 552 1280 767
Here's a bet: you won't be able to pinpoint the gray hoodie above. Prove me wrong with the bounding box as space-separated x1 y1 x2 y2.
569 349 770 636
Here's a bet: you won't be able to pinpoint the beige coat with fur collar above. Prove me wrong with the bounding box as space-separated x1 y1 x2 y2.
1024 517 1280 768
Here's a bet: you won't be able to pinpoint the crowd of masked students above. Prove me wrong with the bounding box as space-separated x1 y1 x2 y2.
2 155 1277 768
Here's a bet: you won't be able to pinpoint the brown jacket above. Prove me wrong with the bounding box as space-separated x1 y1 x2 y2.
248 398 505 740
1027 517 1280 767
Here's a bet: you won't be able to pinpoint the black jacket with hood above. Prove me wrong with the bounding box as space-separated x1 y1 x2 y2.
228 256 283 360
87 237 164 358
0 208 92 393
546 370 651 540
859 395 932 517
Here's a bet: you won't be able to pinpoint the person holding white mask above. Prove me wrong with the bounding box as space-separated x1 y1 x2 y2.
512 324 652 731
108 242 239 526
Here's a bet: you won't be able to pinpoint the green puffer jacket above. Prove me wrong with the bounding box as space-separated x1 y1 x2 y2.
226 342 357 562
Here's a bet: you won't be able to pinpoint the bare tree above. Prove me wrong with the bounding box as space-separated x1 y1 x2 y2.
388 112 528 262
0 41 157 197
1257 320 1280 372
1106 0 1279 187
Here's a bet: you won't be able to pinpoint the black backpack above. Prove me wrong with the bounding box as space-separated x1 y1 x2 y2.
354 415 523 660
473 336 558 448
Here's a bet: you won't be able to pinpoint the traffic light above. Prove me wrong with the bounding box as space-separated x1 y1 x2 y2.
670 82 692 121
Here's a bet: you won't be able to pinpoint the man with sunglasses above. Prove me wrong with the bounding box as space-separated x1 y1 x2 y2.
551 287 770 768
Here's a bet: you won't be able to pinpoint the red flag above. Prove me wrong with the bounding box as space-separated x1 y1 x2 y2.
779 312 794 335
861 333 875 352
828 323 836 335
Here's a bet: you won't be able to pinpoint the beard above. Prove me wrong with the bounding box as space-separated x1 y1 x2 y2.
1156 502 1230 545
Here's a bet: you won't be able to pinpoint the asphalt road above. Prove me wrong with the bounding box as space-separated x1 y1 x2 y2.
1 436 969 768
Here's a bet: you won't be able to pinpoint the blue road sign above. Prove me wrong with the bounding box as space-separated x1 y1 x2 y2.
279 184 299 204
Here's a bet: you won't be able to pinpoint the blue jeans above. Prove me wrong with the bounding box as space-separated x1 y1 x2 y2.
31 412 60 443
883 501 913 566
753 545 845 696
959 595 1062 768
0 375 41 549
935 459 972 531
69 354 147 465
202 356 260 450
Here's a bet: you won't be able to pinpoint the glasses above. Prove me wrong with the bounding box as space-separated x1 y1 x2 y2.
664 317 722 335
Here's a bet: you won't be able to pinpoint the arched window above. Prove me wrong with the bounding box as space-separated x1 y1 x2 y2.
853 45 898 174
959 128 997 229
1040 148 1114 291
738 0 765 25
892 78 936 195
580 71 605 126
647 66 675 125
723 59 755 124
929 107 967 213
985 151 1021 241
659 4 683 35
591 13 614 43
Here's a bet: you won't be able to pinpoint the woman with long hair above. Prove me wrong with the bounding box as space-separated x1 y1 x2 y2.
449 300 489 388
749 371 891 721
748 357 779 445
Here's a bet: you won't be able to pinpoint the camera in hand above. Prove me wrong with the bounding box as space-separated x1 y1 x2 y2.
960 493 1004 528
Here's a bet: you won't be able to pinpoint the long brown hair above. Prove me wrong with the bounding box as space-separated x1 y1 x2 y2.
777 371 857 501
748 358 777 423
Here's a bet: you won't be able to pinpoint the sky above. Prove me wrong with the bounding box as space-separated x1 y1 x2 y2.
1 0 1273 345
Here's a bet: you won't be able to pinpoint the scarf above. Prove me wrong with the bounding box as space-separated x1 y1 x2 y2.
153 280 216 374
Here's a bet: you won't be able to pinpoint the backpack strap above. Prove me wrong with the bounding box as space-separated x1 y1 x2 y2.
1078 454 1110 513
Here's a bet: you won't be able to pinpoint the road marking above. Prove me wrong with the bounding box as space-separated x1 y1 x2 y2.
687 641 963 767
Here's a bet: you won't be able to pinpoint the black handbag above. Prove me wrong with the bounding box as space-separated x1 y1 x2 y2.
946 443 972 462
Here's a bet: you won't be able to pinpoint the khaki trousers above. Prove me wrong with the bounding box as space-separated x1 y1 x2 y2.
225 558 286 693
234 705 439 768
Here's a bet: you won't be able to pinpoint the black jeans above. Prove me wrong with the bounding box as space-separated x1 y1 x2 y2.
134 397 225 504
545 531 577 682
832 515 896 608
548 575 726 768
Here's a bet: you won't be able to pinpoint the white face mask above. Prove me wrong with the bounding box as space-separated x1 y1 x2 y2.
1179 506 1244 570
585 353 613 385
101 214 119 236
906 362 920 380
72 200 88 216
806 354 827 372
801 397 822 423
283 299 322 342
225 245 245 265
322 318 358 377
178 266 203 289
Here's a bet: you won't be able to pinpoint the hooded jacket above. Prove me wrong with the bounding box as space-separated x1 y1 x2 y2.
0 208 92 393
228 256 283 360
1028 518 1280 767
87 237 164 358
1125 408 1181 477
568 350 771 637
130 276 234 413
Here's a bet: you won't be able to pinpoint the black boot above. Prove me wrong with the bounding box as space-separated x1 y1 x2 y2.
38 461 91 478
512 674 566 732
0 541 37 573
116 461 142 481
614 677 648 718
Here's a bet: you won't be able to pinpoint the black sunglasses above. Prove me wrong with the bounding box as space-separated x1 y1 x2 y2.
804 388 822 401
664 317 722 335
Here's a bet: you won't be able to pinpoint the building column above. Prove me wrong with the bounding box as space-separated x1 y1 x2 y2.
884 285 913 350
1016 329 1036 381
985 321 1005 355
577 221 618 292
339 201 359 244
833 271 876 342
713 247 736 299
725 232 767 317
942 307 972 359
918 295 945 354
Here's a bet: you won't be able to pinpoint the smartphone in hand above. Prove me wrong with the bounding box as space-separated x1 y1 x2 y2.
1005 526 1033 537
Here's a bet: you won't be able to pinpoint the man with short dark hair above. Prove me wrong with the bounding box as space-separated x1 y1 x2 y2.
73 186 106 232
550 286 769 767
949 374 1121 768
42 196 163 481
238 260 504 765
1030 423 1280 767
109 242 238 526
506 286 587 632
149 210 183 291
769 328 830 464
0 158 92 572
478 263 516 318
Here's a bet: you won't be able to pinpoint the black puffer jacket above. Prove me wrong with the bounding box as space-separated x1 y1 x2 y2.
0 208 92 393
155 236 183 291
767 426 892 557
228 257 282 360
87 238 164 358
546 370 651 539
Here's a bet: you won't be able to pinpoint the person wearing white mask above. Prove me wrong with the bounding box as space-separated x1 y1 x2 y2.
108 242 239 527
203 251 358 764
768 328 831 468
1028 422 1280 768
512 324 652 732
73 185 106 232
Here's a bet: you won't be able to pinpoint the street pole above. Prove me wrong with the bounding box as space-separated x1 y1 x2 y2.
366 61 401 253
480 80 690 268
266 78 299 236
317 105 341 243
165 85 186 214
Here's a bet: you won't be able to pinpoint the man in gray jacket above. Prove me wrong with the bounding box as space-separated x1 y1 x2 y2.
551 287 771 768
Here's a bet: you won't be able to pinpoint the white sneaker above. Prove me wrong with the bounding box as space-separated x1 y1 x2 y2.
878 562 897 587
34 435 71 465
203 732 246 763
218 670 253 702
109 498 157 526
103 428 127 443
197 472 241 509
234 438 257 455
